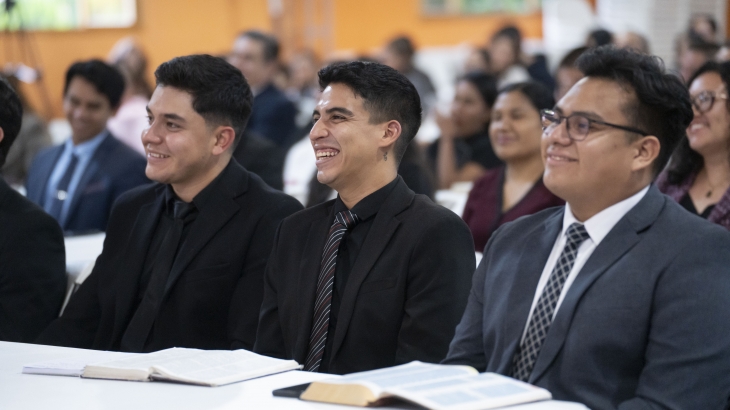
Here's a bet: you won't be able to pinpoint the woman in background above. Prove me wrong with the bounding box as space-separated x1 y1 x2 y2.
429 72 502 189
657 61 730 229
462 82 563 251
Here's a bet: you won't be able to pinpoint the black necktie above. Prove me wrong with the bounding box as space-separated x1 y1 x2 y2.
120 200 197 352
511 223 590 381
47 154 79 223
303 210 360 372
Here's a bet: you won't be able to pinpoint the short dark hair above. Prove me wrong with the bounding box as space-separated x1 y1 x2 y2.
154 54 253 145
667 61 730 184
587 29 614 47
239 30 280 63
64 60 125 109
576 46 693 176
459 71 499 109
318 61 421 163
0 76 23 167
557 47 588 70
499 81 554 112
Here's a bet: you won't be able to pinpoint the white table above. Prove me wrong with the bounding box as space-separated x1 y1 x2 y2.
0 342 587 410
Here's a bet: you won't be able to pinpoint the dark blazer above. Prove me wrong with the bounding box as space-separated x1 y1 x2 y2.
37 160 303 352
0 179 66 342
444 185 730 409
25 132 149 233
254 177 475 374
247 83 297 147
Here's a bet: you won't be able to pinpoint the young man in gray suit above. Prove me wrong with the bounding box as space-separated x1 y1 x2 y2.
445 47 730 409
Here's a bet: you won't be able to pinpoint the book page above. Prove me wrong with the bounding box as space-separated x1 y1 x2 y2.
388 372 551 410
23 352 136 377
146 348 300 386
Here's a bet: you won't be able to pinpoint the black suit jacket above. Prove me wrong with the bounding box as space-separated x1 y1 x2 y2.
0 179 66 342
37 160 303 351
254 177 475 374
247 83 297 147
445 185 730 409
25 132 149 233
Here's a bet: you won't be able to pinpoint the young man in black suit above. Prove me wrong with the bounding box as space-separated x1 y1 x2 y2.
37 55 303 352
254 61 475 374
444 47 730 409
0 76 66 342
25 60 148 234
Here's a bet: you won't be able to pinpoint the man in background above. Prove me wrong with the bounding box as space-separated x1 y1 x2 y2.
25 60 148 234
229 30 297 147
0 76 66 343
37 54 302 352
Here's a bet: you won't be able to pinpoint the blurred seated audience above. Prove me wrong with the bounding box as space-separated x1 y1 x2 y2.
678 36 719 83
462 82 563 251
586 28 614 48
25 60 148 234
286 49 321 129
489 26 530 87
463 47 491 74
614 31 651 54
689 13 718 43
657 61 730 229
229 30 297 147
0 73 52 188
0 76 66 343
106 37 151 155
232 130 284 190
379 36 437 115
428 72 502 188
716 40 730 62
553 47 587 102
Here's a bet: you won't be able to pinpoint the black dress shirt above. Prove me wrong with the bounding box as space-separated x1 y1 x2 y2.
318 177 398 372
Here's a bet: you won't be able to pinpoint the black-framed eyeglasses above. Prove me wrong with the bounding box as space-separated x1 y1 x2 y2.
540 109 649 142
690 90 728 113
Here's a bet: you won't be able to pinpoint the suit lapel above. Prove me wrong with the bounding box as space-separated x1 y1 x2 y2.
162 163 247 296
330 179 413 358
294 207 332 362
111 187 165 342
30 147 63 204
496 211 562 374
529 186 665 383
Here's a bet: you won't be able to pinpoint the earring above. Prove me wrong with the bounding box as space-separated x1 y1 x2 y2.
383 152 388 161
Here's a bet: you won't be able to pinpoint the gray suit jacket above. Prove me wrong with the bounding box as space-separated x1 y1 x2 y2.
445 185 730 410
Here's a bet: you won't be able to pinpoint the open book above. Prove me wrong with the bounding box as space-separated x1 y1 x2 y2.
299 361 551 410
79 348 300 386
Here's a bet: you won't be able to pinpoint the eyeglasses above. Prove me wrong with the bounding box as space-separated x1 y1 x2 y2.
690 90 728 113
540 109 649 142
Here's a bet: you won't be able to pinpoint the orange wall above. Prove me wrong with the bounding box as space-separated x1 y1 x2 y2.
1 0 543 118
332 0 542 55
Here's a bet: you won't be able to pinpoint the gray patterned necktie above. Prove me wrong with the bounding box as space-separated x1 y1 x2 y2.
511 222 590 382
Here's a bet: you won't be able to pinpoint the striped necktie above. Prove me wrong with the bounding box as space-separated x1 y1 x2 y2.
511 222 590 382
303 210 360 372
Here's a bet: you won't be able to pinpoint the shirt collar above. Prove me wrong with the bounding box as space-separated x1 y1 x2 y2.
66 129 108 158
562 185 650 246
333 177 399 222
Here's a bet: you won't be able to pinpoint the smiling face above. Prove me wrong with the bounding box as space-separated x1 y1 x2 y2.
451 80 491 137
143 85 232 201
489 91 543 163
310 83 391 195
542 77 651 220
63 76 116 145
687 72 730 158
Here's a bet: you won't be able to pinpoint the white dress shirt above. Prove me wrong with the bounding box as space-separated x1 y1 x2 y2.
519 185 650 343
